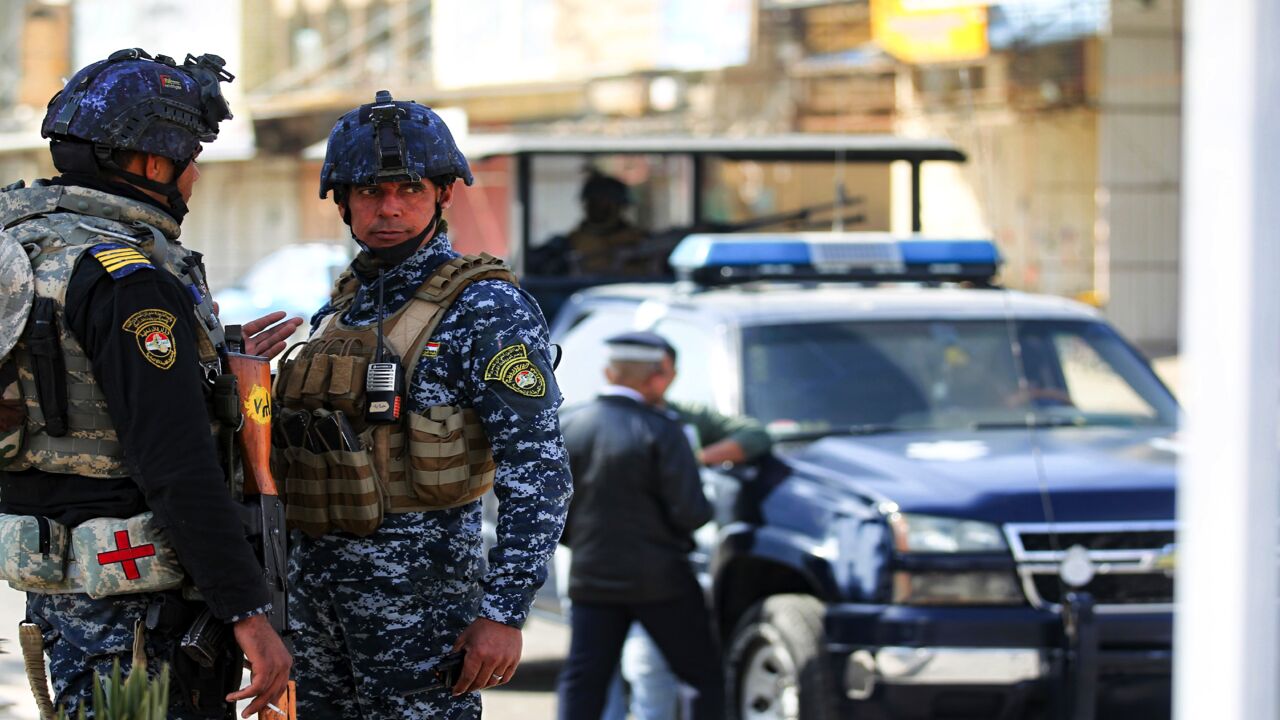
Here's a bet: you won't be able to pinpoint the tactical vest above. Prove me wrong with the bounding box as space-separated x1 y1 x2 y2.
273 253 515 537
0 184 226 598
0 183 221 478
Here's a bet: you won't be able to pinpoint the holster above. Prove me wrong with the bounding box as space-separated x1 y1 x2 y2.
211 373 242 497
146 595 243 719
181 608 228 669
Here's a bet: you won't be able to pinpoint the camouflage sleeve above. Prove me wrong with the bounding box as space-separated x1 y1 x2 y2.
456 281 572 628
225 603 272 624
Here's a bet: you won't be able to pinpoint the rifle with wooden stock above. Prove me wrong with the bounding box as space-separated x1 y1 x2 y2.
222 327 297 720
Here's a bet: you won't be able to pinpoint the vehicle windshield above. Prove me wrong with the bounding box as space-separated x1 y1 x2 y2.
742 319 1177 439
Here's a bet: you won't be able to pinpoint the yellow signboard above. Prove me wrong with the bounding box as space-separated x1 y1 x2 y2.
871 0 989 64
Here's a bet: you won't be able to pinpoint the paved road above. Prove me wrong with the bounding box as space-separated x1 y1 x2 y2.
0 582 569 719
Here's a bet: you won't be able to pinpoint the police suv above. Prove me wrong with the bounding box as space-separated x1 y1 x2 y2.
550 235 1175 720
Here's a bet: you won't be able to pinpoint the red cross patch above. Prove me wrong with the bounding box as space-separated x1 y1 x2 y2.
96 530 156 580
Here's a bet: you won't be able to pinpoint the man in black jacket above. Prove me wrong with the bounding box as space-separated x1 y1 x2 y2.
556 332 723 720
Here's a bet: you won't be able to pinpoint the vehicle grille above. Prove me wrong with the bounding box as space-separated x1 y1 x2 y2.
1017 530 1175 553
1031 573 1174 606
1005 522 1176 611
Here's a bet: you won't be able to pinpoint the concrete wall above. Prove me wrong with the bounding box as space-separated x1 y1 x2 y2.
897 67 1100 301
0 151 48 188
931 108 1098 300
185 156 312 291
18 2 70 109
1098 0 1182 355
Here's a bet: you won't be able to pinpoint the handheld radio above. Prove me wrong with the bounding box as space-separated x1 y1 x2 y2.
365 270 405 424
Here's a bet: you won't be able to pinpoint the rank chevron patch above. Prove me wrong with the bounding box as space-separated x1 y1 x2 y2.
88 243 153 280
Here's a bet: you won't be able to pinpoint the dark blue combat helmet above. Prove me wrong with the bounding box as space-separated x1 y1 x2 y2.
42 48 234 163
40 48 234 219
319 90 473 200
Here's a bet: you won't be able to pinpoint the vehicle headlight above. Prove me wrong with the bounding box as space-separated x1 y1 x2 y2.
888 513 1022 605
889 513 1008 553
891 571 1023 605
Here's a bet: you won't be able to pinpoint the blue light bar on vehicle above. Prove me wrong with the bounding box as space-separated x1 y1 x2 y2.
668 233 1001 286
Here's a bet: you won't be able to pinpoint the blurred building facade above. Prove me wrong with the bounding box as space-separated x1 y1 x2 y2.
0 0 69 183
0 0 1181 353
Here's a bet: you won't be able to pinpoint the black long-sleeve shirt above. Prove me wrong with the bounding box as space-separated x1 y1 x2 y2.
0 254 269 620
560 393 712 604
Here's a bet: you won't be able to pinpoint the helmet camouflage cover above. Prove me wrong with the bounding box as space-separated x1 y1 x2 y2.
41 48 234 163
320 90 473 199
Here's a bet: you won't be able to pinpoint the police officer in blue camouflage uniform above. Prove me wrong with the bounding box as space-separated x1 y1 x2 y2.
0 50 295 719
282 91 571 719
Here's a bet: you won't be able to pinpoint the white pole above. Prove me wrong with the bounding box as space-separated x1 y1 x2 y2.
1177 0 1280 717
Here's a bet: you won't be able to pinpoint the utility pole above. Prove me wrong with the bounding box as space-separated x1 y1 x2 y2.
1176 0 1280 718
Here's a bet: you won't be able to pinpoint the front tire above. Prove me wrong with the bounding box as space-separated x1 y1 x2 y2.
727 594 841 720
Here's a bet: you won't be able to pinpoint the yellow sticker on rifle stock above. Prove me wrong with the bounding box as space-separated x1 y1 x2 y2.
244 385 272 425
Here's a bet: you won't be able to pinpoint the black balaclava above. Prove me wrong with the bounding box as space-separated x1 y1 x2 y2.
48 140 193 222
105 155 194 221
49 171 173 218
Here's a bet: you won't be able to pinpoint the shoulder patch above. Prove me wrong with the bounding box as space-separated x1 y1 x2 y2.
122 309 177 370
88 243 152 280
484 343 546 398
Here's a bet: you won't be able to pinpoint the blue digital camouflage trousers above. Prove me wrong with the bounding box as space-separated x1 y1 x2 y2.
289 572 483 719
26 591 235 720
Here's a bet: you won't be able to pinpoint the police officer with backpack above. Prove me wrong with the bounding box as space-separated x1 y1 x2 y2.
0 49 295 718
277 92 571 719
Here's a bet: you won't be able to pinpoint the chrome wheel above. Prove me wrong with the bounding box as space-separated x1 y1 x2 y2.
738 630 801 720
728 595 840 720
